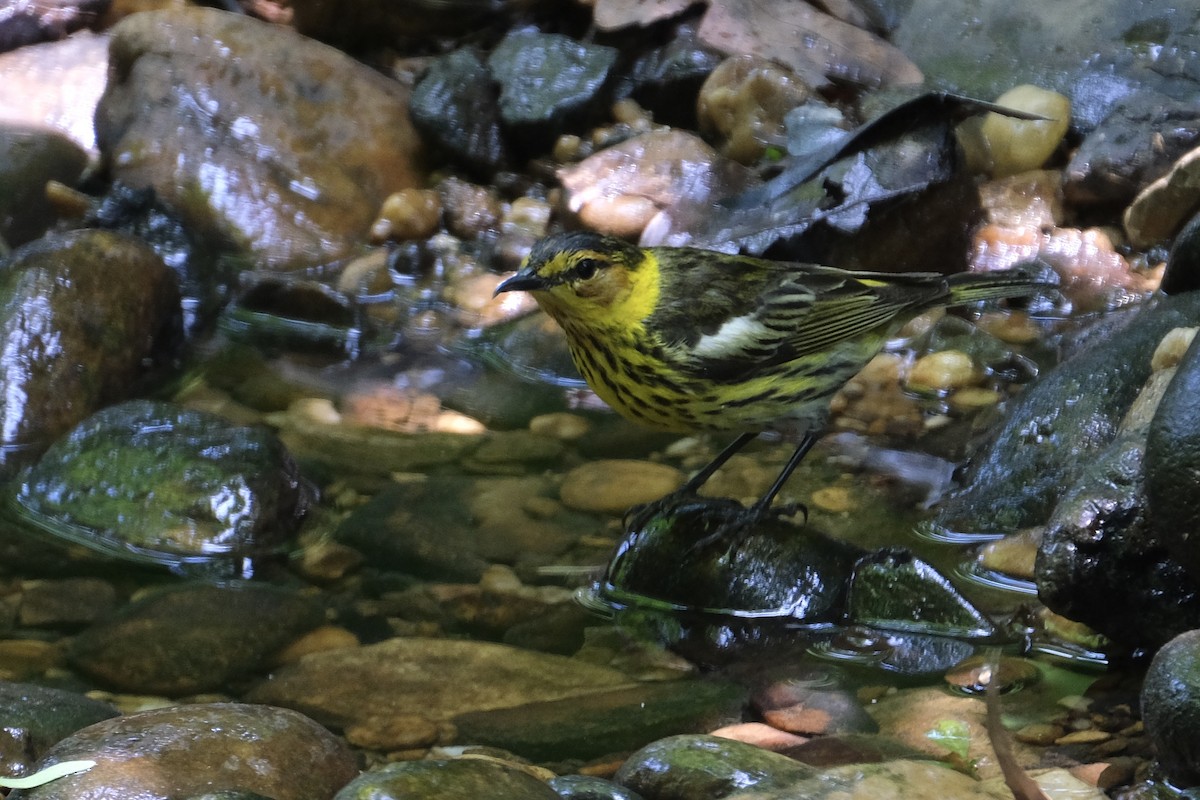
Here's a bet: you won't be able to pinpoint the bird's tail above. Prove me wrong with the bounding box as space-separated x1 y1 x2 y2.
946 263 1058 305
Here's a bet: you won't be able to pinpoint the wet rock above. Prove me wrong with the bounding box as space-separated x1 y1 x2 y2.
0 682 117 779
333 759 560 800
0 231 180 469
891 0 1200 103
0 128 88 247
614 734 817 799
548 774 646 800
10 400 311 566
558 459 684 514
85 182 232 335
1142 629 1200 788
934 292 1200 536
1162 211 1200 296
1146 329 1200 577
17 578 117 628
599 496 861 627
1125 146 1200 251
438 177 503 240
1036 348 1200 648
0 0 107 52
487 30 618 154
1066 91 1200 207
697 55 813 164
272 406 480 478
847 549 995 638
0 31 109 152
335 476 578 581
452 679 746 761
560 130 750 242
624 23 723 129
7 703 356 800
755 685 878 737
410 48 508 174
246 637 634 730
95 7 424 271
757 759 1015 800
68 582 324 695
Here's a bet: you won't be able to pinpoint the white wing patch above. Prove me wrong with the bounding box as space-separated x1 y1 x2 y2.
691 314 777 358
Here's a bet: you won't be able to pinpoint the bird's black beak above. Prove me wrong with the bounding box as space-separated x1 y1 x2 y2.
494 271 548 296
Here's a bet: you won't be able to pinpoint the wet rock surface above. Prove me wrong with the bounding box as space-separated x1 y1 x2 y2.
0 682 117 778
8 703 356 800
0 129 88 247
10 400 311 566
333 759 561 800
95 7 424 271
1142 629 1200 789
68 582 324 694
0 231 180 468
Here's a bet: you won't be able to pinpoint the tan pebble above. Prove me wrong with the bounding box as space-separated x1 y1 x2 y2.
975 311 1043 345
948 386 1002 412
295 539 364 582
0 639 62 677
289 397 342 425
1014 722 1066 745
709 722 808 751
553 133 586 163
559 459 684 513
434 410 486 434
1152 327 1198 371
521 495 562 519
478 564 523 593
275 625 360 664
346 714 440 751
577 193 660 240
906 350 978 393
960 84 1071 178
1058 695 1093 712
529 412 591 440
978 528 1040 580
1055 728 1111 745
1090 736 1128 756
373 188 441 242
810 486 854 514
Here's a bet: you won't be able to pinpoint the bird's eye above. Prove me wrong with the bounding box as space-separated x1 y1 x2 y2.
575 259 600 280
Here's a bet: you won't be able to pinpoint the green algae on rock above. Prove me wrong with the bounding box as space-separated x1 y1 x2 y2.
7 400 311 567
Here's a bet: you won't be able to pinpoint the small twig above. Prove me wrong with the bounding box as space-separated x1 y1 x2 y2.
982 650 1050 800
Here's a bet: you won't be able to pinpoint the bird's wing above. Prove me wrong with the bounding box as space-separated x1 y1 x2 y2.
673 266 948 381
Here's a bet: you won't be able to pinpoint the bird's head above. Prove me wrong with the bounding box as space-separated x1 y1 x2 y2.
494 231 658 328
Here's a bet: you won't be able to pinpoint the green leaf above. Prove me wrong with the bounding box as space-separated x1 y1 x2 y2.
0 760 97 789
926 718 971 760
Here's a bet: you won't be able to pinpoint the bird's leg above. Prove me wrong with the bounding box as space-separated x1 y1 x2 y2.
691 430 819 554
623 432 759 531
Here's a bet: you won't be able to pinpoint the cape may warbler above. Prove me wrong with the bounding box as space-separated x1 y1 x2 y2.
495 231 1049 541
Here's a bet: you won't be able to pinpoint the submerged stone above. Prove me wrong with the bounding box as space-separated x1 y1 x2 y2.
452 679 747 762
333 759 560 800
846 548 995 639
8 703 355 800
410 47 508 174
0 128 87 247
548 774 646 800
68 582 323 695
614 734 816 799
8 400 311 567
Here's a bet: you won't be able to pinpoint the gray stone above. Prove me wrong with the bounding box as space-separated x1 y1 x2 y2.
0 682 117 779
245 637 633 729
68 582 323 695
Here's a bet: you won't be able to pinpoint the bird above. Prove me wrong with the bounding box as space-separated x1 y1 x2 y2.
494 230 1050 550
